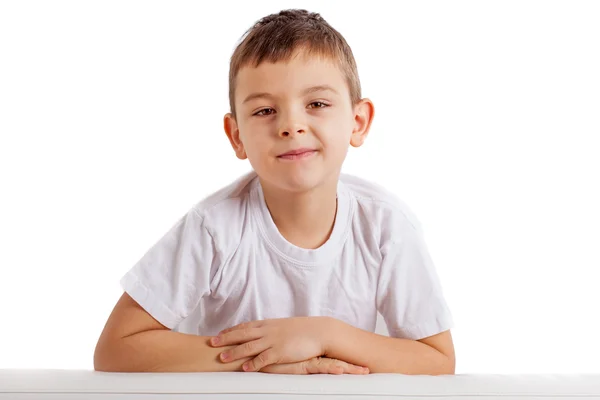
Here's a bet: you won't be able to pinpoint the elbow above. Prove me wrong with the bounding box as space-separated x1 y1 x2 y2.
93 344 113 372
94 335 158 373
440 354 456 375
94 362 113 372
93 337 124 372
93 354 110 372
426 352 455 376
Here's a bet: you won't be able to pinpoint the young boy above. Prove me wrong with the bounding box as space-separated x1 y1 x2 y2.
94 9 455 375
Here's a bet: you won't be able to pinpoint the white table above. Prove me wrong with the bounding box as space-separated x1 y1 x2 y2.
1 369 599 400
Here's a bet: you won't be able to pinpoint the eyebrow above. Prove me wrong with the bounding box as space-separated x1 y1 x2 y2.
242 85 339 104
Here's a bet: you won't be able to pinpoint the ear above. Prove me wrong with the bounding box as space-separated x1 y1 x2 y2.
224 113 247 160
350 98 375 148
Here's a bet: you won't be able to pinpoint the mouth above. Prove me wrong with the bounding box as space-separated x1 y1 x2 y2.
277 148 318 160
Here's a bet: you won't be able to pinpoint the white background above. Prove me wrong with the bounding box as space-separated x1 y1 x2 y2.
1 0 599 374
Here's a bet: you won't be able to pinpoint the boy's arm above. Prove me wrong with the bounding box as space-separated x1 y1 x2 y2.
94 293 367 374
323 319 455 375
93 292 249 372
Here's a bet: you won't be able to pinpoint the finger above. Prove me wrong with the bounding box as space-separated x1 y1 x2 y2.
324 359 369 375
329 360 347 375
345 362 370 375
212 327 263 347
260 362 305 375
243 348 278 372
306 358 369 375
218 321 252 335
316 358 343 375
221 339 268 363
219 320 263 335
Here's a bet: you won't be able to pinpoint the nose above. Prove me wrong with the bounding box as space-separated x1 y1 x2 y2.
278 111 306 138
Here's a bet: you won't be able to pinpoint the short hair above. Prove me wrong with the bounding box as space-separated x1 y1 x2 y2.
228 9 362 118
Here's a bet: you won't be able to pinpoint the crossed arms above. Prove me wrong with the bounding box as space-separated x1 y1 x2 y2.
94 292 455 375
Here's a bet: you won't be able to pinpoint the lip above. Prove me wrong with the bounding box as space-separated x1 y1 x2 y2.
277 148 317 157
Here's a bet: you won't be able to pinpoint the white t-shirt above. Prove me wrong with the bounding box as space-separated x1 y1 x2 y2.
120 171 454 340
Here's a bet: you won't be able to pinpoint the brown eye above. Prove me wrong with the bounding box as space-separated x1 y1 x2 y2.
308 101 328 109
255 108 275 116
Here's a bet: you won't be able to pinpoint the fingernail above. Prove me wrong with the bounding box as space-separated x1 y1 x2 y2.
220 352 229 361
242 363 249 371
211 336 220 345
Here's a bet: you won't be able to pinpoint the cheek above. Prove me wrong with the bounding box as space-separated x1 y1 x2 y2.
239 131 271 161
322 119 353 145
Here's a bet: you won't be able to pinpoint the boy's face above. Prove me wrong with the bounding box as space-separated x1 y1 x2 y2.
224 50 373 193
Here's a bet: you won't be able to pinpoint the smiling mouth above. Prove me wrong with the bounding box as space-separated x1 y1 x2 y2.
277 150 317 160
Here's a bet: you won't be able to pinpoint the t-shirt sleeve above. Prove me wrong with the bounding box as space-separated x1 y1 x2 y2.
376 216 454 340
119 208 216 330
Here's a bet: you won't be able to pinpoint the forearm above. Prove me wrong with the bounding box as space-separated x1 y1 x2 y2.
94 330 249 372
324 319 452 375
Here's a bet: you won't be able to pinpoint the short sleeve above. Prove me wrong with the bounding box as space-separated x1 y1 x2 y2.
376 217 454 340
119 209 216 330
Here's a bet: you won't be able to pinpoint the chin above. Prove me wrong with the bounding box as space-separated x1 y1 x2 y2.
265 172 325 193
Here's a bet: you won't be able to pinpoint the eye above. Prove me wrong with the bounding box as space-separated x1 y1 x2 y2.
254 108 275 116
308 101 329 109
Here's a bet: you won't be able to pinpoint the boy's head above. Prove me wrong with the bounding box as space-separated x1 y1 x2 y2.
224 9 374 193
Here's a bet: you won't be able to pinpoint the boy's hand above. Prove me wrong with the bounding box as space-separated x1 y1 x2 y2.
260 357 369 375
210 316 333 372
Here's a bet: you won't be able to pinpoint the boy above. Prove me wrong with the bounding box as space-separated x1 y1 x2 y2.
94 9 455 375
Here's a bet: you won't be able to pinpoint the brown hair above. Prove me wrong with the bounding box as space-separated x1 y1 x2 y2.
228 9 361 118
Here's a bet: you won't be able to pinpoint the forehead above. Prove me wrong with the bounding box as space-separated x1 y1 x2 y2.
235 53 348 102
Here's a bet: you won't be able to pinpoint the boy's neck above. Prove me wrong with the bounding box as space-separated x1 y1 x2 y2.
259 176 338 250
